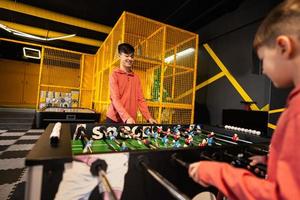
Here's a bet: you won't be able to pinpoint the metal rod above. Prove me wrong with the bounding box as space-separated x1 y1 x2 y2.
171 154 189 169
202 129 253 144
98 170 118 200
140 161 191 200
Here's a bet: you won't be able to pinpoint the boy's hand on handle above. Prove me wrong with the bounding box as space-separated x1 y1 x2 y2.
249 155 267 166
248 155 267 175
126 117 135 124
188 162 210 187
148 118 157 124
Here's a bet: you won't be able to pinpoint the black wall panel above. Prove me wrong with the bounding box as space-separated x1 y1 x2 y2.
194 0 285 135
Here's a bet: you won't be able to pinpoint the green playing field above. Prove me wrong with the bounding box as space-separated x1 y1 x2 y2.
71 132 233 155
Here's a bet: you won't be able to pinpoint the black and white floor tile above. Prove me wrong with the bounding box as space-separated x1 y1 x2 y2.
0 129 44 200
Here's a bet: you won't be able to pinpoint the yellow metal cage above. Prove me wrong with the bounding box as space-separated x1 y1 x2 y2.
37 46 95 110
93 12 198 123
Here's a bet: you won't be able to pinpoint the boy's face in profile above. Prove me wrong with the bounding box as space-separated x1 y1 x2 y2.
257 37 294 88
119 52 134 69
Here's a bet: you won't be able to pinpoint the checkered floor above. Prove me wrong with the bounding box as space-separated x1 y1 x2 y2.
0 129 44 200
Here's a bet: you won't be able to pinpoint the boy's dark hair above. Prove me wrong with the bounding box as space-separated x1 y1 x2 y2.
254 0 300 49
118 43 135 55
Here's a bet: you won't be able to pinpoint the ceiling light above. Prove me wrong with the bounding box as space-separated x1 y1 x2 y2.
0 23 76 41
23 47 41 59
165 48 195 63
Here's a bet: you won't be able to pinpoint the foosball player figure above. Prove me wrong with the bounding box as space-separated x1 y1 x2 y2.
120 141 128 151
207 132 215 146
107 129 117 141
165 127 172 136
173 125 181 133
173 139 181 148
185 134 193 146
173 131 181 148
157 126 163 135
187 128 195 137
195 124 202 134
199 139 207 148
173 129 181 141
144 127 151 137
153 130 159 141
232 133 239 142
162 135 169 146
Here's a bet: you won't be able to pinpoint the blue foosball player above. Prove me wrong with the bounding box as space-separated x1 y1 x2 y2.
162 135 169 145
207 137 214 146
207 132 215 146
153 131 159 140
120 142 128 151
144 128 151 137
173 139 181 148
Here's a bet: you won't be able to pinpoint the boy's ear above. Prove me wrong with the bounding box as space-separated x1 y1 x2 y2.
276 35 293 58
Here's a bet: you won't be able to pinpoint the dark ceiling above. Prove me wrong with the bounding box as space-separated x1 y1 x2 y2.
0 0 244 54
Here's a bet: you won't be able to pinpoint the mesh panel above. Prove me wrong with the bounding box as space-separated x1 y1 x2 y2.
41 48 81 88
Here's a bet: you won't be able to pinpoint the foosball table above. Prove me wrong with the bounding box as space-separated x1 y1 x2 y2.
25 123 270 200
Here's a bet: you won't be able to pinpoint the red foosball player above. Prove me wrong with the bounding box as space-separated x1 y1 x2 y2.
232 134 239 142
165 128 171 136
185 134 193 146
157 126 163 134
199 139 207 148
207 132 215 138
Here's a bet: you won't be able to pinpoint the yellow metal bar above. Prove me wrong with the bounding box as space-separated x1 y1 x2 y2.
191 36 199 123
79 55 84 107
1 37 41 47
99 47 105 103
43 54 82 64
269 108 285 114
145 40 149 57
165 36 196 54
158 27 167 123
164 69 193 79
175 72 225 101
0 1 112 34
203 43 259 111
126 12 196 36
40 84 79 90
164 64 194 71
268 123 276 130
90 55 97 109
147 102 192 109
93 100 111 104
134 57 161 65
35 47 45 110
171 48 177 100
0 38 94 55
122 12 126 43
109 33 114 67
0 20 103 47
170 47 177 123
260 104 270 111
139 26 164 46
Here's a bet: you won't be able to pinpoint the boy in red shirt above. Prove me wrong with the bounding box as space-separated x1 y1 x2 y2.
189 0 300 199
106 43 157 124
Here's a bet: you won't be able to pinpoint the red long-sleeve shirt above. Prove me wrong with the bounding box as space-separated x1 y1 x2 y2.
106 68 152 123
198 86 300 200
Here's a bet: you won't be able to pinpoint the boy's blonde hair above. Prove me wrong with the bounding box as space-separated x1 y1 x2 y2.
254 0 300 49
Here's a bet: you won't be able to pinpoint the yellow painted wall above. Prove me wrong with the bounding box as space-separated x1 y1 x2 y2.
0 58 39 107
